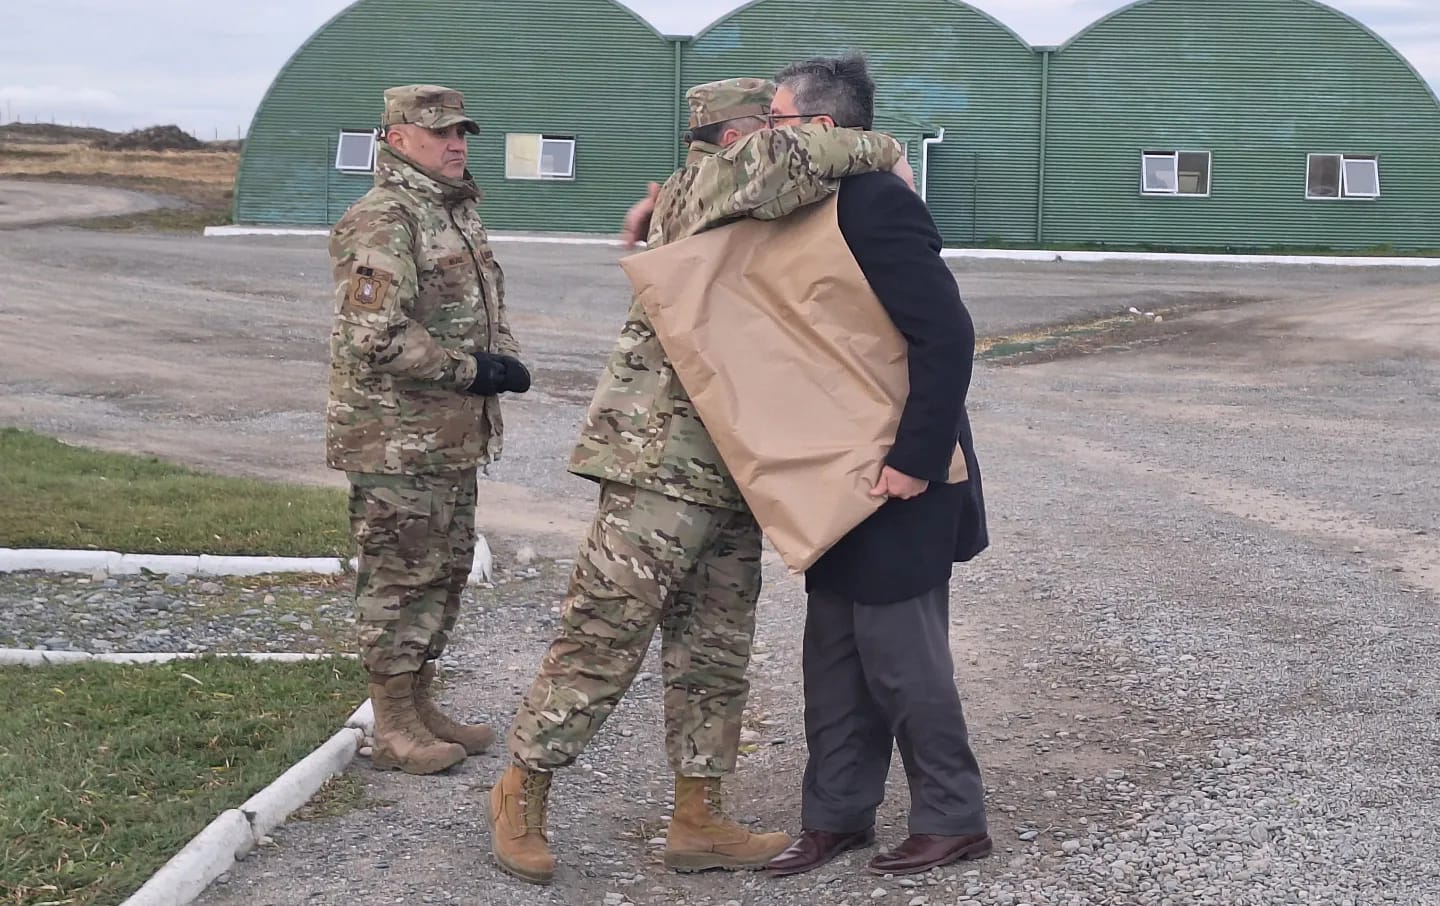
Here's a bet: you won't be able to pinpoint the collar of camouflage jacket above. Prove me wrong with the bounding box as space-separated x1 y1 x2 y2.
374 145 483 206
684 140 723 167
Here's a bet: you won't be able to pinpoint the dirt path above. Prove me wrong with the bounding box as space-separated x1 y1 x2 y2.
0 178 172 227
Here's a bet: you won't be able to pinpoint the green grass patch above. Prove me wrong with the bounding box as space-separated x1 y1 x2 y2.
0 429 348 557
0 657 366 906
977 315 1145 361
72 204 231 233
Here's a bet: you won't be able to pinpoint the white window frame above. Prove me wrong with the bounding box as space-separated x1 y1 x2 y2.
538 136 576 179
1140 150 1211 198
1306 153 1380 201
505 133 576 181
335 129 377 173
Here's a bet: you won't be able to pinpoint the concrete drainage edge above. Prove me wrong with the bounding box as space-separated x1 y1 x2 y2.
0 649 356 666
0 540 492 583
120 712 374 905
11 651 376 905
115 699 376 906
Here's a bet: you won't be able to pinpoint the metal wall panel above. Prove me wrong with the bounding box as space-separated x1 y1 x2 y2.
235 0 678 231
1042 0 1440 250
682 0 1043 244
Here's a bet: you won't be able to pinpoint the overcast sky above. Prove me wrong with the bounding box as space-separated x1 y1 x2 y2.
2 0 1437 136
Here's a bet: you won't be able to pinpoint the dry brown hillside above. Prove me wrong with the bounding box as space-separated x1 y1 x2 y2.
0 122 239 230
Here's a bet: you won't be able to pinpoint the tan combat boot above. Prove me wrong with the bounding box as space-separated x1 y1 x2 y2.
664 775 792 872
368 672 466 775
414 661 495 754
489 763 556 885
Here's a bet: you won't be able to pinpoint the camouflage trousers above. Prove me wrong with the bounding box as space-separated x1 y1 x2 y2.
347 470 476 676
509 480 762 777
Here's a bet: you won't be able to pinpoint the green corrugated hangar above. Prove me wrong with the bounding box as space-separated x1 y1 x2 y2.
234 0 1440 251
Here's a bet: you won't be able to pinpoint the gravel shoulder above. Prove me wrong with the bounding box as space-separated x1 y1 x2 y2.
5 223 1439 904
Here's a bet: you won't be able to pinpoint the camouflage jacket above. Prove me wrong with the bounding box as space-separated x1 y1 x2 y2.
569 124 904 510
326 146 520 475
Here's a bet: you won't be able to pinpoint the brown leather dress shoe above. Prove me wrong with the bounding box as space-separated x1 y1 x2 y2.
766 827 876 877
866 833 993 876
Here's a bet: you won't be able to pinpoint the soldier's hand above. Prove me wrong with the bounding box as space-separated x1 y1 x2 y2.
468 353 531 395
621 182 661 249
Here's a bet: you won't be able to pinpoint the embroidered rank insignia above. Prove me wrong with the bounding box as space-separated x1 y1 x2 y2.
345 265 393 313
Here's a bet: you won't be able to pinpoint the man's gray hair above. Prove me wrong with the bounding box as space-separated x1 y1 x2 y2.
776 53 876 130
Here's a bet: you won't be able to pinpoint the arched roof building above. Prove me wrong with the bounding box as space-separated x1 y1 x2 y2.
234 0 1440 251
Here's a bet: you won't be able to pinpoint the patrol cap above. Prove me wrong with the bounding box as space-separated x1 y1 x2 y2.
382 84 479 134
685 78 775 129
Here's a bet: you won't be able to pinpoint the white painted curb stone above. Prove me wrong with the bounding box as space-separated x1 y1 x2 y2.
0 534 492 582
0 649 354 666
239 727 364 839
121 809 255 906
118 699 372 906
938 247 1440 267
0 549 343 577
203 226 1440 267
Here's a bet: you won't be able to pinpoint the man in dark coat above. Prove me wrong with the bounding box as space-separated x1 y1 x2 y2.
763 54 992 879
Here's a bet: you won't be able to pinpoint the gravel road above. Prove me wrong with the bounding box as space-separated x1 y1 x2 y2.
4 194 1438 904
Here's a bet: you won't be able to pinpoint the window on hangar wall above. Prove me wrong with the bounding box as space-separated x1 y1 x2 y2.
1141 151 1211 197
335 130 378 173
505 134 577 180
1307 154 1380 200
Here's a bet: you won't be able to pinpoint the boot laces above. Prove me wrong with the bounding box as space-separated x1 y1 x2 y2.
521 772 551 833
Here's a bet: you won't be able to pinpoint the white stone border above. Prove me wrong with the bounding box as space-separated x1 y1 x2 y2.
120 697 374 906
0 649 354 666
0 540 492 583
203 225 1440 266
8 649 376 906
938 247 1440 267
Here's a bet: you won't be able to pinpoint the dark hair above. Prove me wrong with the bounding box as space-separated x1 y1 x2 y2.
776 52 875 130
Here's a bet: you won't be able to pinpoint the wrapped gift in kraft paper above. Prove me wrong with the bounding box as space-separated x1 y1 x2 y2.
619 194 967 573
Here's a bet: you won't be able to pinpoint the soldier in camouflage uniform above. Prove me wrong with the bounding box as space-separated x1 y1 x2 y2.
328 85 530 776
489 78 906 885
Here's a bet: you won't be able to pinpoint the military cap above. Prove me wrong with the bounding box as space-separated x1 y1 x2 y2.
382 84 479 134
686 78 775 130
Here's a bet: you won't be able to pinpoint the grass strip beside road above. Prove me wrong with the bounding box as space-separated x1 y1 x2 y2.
0 429 349 557
0 657 367 906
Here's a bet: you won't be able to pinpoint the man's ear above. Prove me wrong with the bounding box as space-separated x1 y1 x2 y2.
812 115 836 128
720 126 744 147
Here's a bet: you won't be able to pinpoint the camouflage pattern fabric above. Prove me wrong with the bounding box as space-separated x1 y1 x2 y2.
685 77 773 129
327 144 520 475
511 122 902 778
349 470 477 675
569 124 904 510
382 84 479 133
509 481 761 774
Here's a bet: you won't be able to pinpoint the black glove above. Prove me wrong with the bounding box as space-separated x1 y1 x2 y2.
468 353 531 395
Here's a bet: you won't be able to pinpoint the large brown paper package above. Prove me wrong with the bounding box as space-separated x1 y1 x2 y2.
620 194 966 573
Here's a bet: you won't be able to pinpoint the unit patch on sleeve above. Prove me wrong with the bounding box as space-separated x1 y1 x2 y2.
345 265 394 313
